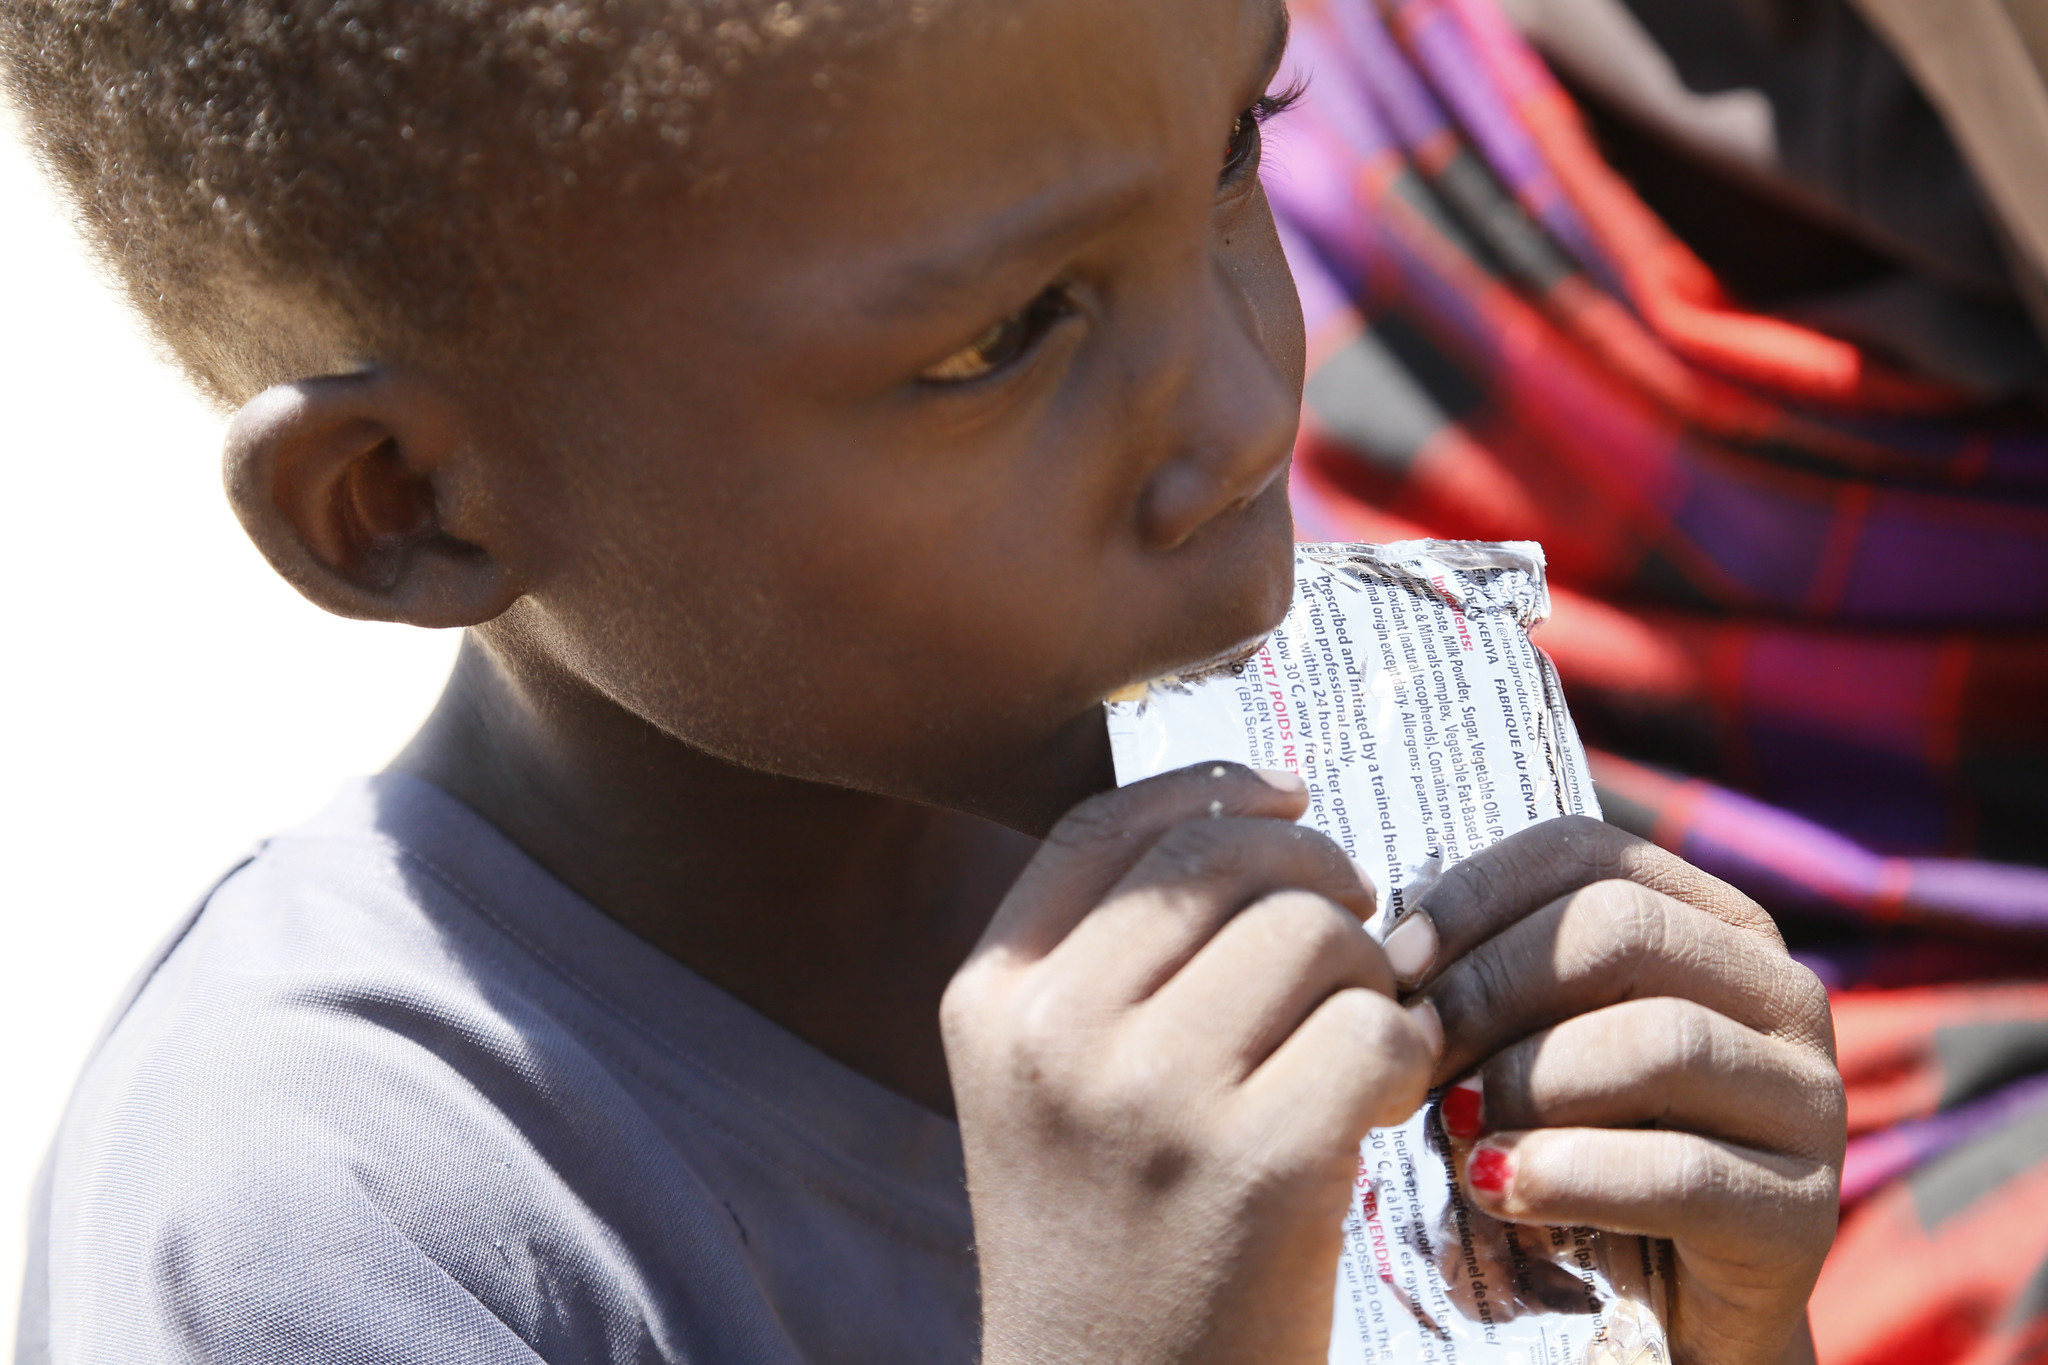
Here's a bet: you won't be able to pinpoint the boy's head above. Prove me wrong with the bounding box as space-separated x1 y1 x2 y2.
3 0 1306 834
3 0 929 406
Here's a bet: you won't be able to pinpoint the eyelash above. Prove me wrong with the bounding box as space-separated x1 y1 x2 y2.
1222 81 1304 184
916 81 1305 390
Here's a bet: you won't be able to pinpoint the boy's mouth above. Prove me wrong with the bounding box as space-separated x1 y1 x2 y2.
1105 627 1278 704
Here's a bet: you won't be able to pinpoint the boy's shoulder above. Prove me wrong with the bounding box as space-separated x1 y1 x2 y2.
23 776 978 1365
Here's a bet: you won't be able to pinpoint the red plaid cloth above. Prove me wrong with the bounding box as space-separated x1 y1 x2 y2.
1269 2 2048 1359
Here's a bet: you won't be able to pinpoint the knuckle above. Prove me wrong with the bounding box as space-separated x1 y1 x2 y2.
1781 961 1837 1048
1152 820 1250 883
1454 934 1527 1025
1334 988 1415 1056
1269 890 1364 955
1751 1161 1845 1258
1327 991 1434 1114
1578 879 1669 970
1673 1135 1733 1205
1264 824 1356 895
938 963 999 1041
1696 878 1779 942
1551 814 1625 876
1302 826 1368 892
1287 822 1348 864
1800 1058 1850 1157
936 981 974 1043
1796 1163 1846 1226
1430 850 1508 926
1044 788 1132 854
1611 997 1717 1092
998 975 1102 1079
1661 998 1721 1076
1599 828 1781 944
1601 827 1679 883
1323 983 1383 1032
1087 1038 1212 1136
1009 983 1075 1063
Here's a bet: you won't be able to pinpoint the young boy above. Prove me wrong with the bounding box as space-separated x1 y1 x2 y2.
3 1 1843 1361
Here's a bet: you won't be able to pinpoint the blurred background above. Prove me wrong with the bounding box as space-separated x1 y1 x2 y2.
0 107 459 1349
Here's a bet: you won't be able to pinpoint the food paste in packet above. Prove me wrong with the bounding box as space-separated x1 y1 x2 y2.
1106 540 1670 1365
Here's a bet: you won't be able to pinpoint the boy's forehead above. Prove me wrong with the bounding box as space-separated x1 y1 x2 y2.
627 0 1289 320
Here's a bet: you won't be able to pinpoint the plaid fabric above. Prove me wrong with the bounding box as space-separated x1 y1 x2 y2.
1268 3 2048 1360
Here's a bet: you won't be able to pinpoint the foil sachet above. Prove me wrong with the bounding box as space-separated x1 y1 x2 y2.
1107 540 1670 1365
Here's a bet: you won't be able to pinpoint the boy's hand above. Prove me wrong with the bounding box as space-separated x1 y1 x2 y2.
943 763 1439 1365
1391 816 1844 1365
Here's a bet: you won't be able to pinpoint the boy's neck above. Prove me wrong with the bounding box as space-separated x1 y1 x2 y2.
391 633 1039 1119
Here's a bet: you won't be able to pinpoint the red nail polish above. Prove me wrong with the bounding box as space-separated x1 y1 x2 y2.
1442 1083 1483 1141
1468 1146 1512 1196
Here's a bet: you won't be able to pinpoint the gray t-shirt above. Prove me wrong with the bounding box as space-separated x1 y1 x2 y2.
15 775 980 1363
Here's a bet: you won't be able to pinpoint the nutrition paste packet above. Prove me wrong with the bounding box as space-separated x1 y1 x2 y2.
1107 540 1670 1365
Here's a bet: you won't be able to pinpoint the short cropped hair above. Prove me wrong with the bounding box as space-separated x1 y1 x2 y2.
1 1 887 406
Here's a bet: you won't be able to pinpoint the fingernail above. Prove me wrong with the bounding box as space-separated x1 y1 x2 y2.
1442 1075 1484 1141
1405 999 1444 1058
1383 914 1438 986
1468 1143 1512 1197
1253 768 1305 793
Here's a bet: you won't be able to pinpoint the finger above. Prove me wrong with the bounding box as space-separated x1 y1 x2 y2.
1386 816 1781 992
1237 986 1439 1159
978 763 1310 961
1421 879 1834 1083
1140 890 1397 1079
1458 1128 1838 1295
1051 816 1376 1003
1457 999 1847 1163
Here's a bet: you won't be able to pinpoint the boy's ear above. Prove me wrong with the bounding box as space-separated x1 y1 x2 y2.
224 371 521 628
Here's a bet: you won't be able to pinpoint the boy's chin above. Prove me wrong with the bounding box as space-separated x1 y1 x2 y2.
929 704 1122 839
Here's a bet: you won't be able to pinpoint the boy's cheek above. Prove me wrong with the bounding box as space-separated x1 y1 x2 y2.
493 357 1299 814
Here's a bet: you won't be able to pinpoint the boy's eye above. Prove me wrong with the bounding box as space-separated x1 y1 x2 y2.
1222 111 1261 180
919 285 1076 385
1222 84 1304 184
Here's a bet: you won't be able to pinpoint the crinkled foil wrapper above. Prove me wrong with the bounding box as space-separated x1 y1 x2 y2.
1107 541 1671 1365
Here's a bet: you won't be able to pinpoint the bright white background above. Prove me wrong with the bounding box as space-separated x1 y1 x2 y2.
0 107 461 1351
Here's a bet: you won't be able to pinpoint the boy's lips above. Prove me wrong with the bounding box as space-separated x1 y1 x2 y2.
1105 627 1276 704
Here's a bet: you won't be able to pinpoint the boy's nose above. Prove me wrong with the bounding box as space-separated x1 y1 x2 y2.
1135 261 1300 552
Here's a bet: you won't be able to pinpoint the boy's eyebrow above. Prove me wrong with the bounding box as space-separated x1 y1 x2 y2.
860 166 1160 320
